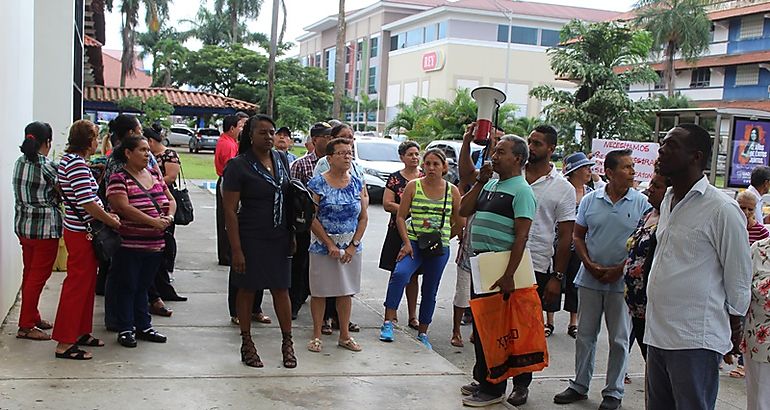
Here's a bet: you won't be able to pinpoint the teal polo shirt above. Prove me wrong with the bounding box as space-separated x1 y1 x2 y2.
574 186 651 293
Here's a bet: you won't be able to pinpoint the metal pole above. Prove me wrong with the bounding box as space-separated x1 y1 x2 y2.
505 15 511 98
267 0 280 116
376 93 381 135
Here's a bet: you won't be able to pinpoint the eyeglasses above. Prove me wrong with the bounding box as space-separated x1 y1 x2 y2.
333 151 353 157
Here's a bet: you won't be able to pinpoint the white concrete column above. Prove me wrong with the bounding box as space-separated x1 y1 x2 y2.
0 1 35 320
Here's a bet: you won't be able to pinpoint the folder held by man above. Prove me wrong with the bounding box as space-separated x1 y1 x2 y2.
470 249 536 294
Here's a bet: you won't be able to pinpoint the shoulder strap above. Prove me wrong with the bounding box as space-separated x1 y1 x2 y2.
122 170 164 215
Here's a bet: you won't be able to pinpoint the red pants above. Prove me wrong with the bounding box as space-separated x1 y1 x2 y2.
52 229 98 344
17 237 59 329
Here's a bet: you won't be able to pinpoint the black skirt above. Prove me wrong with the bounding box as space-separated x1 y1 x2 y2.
230 229 292 291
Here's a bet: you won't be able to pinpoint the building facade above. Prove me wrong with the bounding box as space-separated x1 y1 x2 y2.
296 0 617 131
627 2 770 112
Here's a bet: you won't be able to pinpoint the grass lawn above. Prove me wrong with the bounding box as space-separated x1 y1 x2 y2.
177 146 308 180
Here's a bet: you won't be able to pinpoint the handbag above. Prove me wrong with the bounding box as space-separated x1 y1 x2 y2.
170 163 194 225
410 182 449 257
60 193 121 262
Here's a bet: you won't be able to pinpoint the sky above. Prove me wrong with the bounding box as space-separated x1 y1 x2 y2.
103 0 637 57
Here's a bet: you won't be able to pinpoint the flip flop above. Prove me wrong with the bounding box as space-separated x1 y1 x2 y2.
348 322 360 333
76 334 105 347
451 334 464 347
321 322 333 335
16 327 50 341
252 313 272 324
408 318 419 330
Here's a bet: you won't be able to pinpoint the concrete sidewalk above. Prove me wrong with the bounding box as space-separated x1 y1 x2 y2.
0 182 748 409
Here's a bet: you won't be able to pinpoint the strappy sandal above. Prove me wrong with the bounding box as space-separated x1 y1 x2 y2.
567 325 578 339
544 323 554 338
55 344 92 360
729 366 745 379
16 327 50 341
281 333 297 369
307 337 323 353
240 332 263 368
321 321 333 335
76 334 105 347
36 319 53 330
338 337 362 352
408 318 419 330
451 333 464 348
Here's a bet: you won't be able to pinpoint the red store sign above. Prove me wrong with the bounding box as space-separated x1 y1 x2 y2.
422 51 445 72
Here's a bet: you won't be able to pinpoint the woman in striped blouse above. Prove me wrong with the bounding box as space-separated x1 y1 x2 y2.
13 122 61 341
55 120 121 360
380 148 462 349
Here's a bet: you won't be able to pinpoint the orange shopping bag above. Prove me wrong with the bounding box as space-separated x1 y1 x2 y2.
469 287 549 383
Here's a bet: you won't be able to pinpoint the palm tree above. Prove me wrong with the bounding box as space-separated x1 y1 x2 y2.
634 0 713 97
214 0 263 45
358 93 379 130
332 0 346 118
107 0 170 87
137 27 187 86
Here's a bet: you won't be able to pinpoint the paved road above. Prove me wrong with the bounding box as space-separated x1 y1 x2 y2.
0 183 747 409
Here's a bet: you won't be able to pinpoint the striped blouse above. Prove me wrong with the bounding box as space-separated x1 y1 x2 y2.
107 169 169 251
58 153 103 232
749 221 770 245
406 179 452 247
13 155 62 239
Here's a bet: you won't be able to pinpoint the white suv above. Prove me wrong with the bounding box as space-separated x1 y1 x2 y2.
354 137 403 202
167 126 195 147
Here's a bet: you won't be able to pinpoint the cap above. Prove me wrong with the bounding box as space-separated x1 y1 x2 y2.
310 122 332 137
563 152 595 176
276 126 291 135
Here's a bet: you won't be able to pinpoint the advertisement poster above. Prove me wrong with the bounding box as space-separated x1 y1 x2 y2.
729 119 770 187
590 139 659 182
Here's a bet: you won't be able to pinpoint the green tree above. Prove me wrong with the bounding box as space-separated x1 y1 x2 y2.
178 44 267 97
530 20 659 149
183 5 269 47
358 93 380 130
634 0 713 97
115 94 174 127
137 27 188 86
106 0 170 87
214 0 263 45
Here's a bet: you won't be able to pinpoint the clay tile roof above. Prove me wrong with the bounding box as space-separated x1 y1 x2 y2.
84 34 102 48
84 86 258 112
615 50 770 73
709 2 770 21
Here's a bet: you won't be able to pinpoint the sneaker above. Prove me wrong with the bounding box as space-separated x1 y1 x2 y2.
553 387 588 404
460 382 480 396
379 321 394 342
599 396 622 410
417 333 432 350
462 391 504 407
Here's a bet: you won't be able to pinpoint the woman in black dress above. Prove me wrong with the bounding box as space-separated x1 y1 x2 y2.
378 141 421 329
222 114 295 368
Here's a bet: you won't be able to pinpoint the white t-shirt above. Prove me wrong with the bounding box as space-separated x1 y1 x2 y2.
527 164 577 273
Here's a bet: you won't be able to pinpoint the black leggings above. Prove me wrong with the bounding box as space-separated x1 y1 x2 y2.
629 317 647 360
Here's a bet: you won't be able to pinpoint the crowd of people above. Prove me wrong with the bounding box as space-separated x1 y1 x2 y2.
11 113 770 409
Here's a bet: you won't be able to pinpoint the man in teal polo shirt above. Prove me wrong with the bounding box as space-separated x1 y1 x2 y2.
554 149 651 410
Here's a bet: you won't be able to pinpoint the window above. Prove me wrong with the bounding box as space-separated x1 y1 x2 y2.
346 43 353 62
739 16 764 40
357 40 364 61
497 25 509 43
540 29 561 47
405 28 424 48
324 49 335 81
438 21 447 39
315 52 321 68
735 65 759 86
690 68 711 88
370 37 378 58
354 69 361 94
368 67 377 94
510 26 538 45
653 71 666 90
301 56 308 67
425 24 437 43
390 32 405 51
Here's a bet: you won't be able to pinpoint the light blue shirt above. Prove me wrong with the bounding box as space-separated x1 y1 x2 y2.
313 156 365 179
574 186 651 293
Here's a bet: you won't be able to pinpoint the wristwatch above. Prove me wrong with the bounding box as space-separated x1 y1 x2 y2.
351 239 361 247
552 271 564 280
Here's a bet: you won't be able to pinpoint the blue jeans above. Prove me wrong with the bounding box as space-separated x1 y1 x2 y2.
646 346 721 410
108 248 163 333
569 287 630 400
383 240 449 326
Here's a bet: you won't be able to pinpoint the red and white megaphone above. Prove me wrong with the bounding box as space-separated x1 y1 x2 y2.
471 86 506 144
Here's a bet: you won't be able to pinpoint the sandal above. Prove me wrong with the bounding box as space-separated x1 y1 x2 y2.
252 313 272 324
307 337 323 353
281 333 297 369
36 319 53 330
321 321 333 335
76 334 105 347
55 344 92 360
567 325 578 339
408 318 419 330
348 322 360 333
729 366 745 379
624 373 632 384
16 327 50 341
240 332 263 368
451 333 464 348
149 302 173 317
230 316 239 325
544 323 554 338
338 337 362 352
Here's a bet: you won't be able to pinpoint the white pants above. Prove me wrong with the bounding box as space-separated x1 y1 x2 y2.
746 358 770 410
453 265 471 308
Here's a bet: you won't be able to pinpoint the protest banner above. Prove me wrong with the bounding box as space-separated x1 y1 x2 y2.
590 139 659 182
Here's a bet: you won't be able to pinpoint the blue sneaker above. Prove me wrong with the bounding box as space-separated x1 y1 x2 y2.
379 321 394 342
418 333 432 350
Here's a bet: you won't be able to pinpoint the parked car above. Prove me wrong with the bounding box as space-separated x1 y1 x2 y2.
189 128 221 153
167 126 195 147
354 137 403 203
425 140 484 185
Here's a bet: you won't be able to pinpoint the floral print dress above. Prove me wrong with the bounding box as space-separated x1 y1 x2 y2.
623 208 659 320
743 238 770 363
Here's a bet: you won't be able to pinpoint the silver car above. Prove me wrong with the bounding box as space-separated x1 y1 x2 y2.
167 126 195 147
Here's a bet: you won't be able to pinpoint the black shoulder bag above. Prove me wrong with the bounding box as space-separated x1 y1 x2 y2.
60 194 121 263
410 182 449 257
276 151 316 233
170 161 194 225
